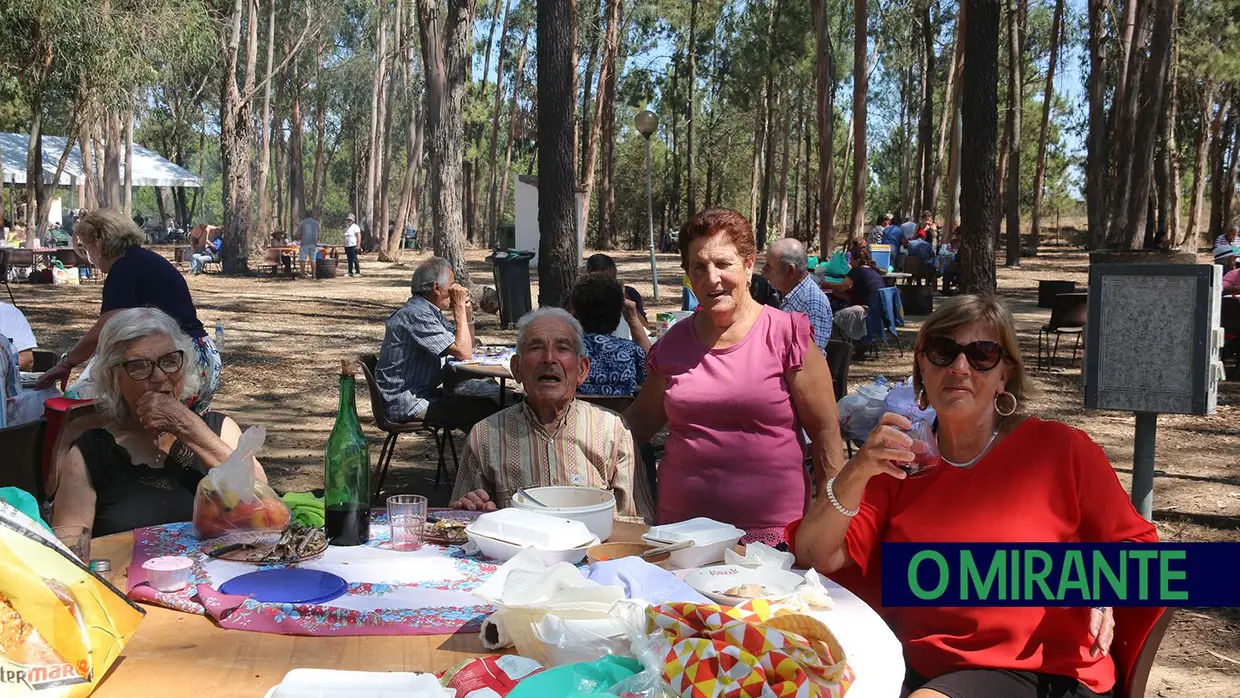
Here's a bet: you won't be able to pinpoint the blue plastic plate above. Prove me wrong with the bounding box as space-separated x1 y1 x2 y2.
218 569 348 604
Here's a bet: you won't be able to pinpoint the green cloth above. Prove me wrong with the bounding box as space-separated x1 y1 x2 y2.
0 487 52 533
281 492 325 528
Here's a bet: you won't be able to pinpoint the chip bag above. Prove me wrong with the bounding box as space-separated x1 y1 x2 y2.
0 500 144 696
192 426 290 538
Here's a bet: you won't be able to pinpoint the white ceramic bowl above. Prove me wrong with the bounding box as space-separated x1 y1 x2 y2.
465 526 600 565
510 486 617 542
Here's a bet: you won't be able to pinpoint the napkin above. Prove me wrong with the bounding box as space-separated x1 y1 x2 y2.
583 557 710 605
267 669 451 697
281 492 325 528
723 541 795 570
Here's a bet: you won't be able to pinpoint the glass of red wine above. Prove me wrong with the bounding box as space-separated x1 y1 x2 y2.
897 419 941 477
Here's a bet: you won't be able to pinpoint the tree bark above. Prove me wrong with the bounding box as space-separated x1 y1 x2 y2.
537 0 579 307
685 0 699 217
417 0 477 285
1210 94 1234 238
750 96 766 222
1084 0 1110 249
1224 106 1240 235
495 27 531 244
1107 0 1152 247
918 1 935 215
289 63 306 230
123 100 133 218
483 2 515 242
364 7 387 249
959 0 999 295
219 0 260 273
1161 34 1181 247
1028 0 1062 256
312 40 328 217
1003 0 1024 265
597 4 623 251
933 4 963 221
777 90 795 237
1109 0 1175 249
1187 83 1219 246
377 5 400 257
103 113 123 209
849 0 868 238
391 0 424 261
813 0 835 253
255 0 277 240
578 0 620 245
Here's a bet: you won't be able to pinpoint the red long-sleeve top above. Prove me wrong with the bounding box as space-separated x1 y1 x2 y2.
793 417 1158 694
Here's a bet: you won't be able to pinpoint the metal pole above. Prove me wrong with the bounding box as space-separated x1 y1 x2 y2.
645 135 660 303
1132 411 1157 521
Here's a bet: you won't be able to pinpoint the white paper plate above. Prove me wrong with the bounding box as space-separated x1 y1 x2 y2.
684 565 805 606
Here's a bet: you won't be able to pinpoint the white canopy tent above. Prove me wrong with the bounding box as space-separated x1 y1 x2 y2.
0 132 202 188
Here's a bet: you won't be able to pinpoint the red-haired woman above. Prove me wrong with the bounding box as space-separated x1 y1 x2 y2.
624 208 845 545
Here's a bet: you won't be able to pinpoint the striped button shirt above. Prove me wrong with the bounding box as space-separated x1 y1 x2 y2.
451 399 652 523
375 294 455 421
780 273 833 354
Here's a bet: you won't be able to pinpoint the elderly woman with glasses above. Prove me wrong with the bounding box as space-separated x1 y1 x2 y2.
35 208 221 413
788 295 1157 698
51 308 265 537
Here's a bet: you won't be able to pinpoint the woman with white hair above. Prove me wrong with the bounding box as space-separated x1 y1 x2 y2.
35 208 221 413
50 308 265 537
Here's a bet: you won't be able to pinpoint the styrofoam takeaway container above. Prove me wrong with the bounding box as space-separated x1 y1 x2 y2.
469 508 595 550
642 517 745 569
510 486 617 542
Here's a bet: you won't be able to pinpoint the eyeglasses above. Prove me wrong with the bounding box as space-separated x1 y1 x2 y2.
120 350 185 381
922 336 1005 371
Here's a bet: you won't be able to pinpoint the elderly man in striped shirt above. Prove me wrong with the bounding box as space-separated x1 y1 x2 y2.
762 237 834 354
449 307 650 523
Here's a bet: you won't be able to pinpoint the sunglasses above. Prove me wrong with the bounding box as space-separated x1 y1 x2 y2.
922 336 1005 371
120 350 185 381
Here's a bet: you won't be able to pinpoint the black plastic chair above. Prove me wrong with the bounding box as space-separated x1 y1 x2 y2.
825 340 852 403
0 418 48 501
1221 297 1240 380
1037 292 1088 371
31 350 57 372
358 354 458 502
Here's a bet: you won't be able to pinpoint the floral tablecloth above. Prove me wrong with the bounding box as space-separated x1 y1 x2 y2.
126 514 497 636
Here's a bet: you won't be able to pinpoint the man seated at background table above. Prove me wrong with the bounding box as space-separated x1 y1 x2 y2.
189 236 222 275
376 257 500 433
0 301 38 371
448 308 650 523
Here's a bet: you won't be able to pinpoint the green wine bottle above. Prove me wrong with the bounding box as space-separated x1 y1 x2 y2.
325 359 371 546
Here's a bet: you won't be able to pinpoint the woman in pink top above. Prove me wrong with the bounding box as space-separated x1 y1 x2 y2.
625 208 845 545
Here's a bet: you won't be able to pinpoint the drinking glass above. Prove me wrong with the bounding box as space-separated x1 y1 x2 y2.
898 420 941 477
387 495 427 551
53 525 92 561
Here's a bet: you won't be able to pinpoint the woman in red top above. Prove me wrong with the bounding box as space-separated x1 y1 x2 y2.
792 295 1156 698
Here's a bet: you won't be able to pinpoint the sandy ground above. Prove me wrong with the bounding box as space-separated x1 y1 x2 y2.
15 240 1237 696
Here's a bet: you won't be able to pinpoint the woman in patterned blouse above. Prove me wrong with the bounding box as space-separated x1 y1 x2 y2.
568 273 651 397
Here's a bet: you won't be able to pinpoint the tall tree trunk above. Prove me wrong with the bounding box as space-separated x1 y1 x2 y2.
289 65 306 230
1210 96 1235 238
813 0 835 253
79 119 96 210
470 0 510 244
378 54 397 256
1028 0 1062 256
789 87 805 239
391 0 424 261
576 0 600 182
899 65 912 220
255 0 277 240
1107 0 1153 247
103 113 123 209
1224 107 1240 235
273 104 287 235
750 98 766 221
1109 0 1175 249
933 4 963 220
776 90 796 237
496 27 531 242
959 0 999 295
365 7 386 248
849 0 868 238
372 19 392 252
312 41 328 217
1187 83 1219 246
1084 0 1110 249
1110 0 1140 144
537 0 579 307
1004 0 1024 265
123 100 134 217
417 0 479 285
685 0 699 217
1162 35 1181 247
755 0 782 254
479 0 513 245
219 0 260 273
578 0 620 244
596 3 622 251
918 1 935 215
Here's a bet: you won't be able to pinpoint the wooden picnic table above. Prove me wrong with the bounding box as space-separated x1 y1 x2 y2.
89 521 647 696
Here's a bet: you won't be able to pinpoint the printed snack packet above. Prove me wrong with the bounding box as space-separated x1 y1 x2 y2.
438 655 546 698
0 501 144 696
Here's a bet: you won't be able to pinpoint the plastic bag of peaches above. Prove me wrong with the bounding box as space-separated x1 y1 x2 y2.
192 426 291 538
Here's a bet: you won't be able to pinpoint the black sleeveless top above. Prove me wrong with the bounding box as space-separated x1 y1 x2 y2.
76 412 228 536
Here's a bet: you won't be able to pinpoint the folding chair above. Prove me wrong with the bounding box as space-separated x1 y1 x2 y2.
1037 292 1088 371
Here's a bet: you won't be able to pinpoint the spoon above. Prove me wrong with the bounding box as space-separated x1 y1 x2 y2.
517 488 549 507
641 540 694 560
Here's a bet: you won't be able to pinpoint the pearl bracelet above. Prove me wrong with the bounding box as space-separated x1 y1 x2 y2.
826 476 859 518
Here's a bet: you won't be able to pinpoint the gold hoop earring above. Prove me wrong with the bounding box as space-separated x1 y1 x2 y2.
995 391 1017 417
917 388 929 411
